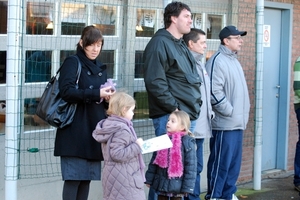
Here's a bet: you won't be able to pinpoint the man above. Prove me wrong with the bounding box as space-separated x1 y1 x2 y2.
143 2 202 200
183 28 214 200
205 25 250 200
293 56 300 193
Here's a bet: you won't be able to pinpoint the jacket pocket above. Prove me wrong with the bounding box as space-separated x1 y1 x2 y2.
131 169 144 189
184 73 202 85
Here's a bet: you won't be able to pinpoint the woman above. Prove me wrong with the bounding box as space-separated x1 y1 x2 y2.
54 25 114 200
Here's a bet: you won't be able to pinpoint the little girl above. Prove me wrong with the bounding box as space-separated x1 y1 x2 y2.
92 92 146 200
145 110 197 200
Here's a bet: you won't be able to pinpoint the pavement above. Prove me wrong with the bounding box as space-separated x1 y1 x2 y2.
200 171 300 200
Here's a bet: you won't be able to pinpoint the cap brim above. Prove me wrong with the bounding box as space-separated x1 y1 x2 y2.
240 31 247 36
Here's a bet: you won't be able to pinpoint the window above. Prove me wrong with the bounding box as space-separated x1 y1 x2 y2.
25 51 52 83
206 14 223 39
0 51 6 84
136 9 156 37
192 13 202 29
93 6 116 36
61 3 86 35
0 1 7 34
26 2 53 35
134 92 148 119
135 51 144 78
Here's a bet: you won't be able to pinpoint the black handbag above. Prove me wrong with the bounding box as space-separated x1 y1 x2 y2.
35 55 82 128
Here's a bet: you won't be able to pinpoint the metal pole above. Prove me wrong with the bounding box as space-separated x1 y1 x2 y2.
253 0 264 190
5 0 22 199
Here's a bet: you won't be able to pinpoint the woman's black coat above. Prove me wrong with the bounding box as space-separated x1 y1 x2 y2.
54 50 108 160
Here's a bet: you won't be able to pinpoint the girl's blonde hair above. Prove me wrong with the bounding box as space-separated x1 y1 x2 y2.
106 92 135 117
171 110 193 136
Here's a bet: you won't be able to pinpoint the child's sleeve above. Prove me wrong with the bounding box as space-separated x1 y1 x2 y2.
145 152 157 185
181 136 197 194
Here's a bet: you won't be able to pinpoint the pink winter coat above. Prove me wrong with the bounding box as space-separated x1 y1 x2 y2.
92 115 146 200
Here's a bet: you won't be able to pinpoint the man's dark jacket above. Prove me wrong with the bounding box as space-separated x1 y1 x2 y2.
143 28 202 120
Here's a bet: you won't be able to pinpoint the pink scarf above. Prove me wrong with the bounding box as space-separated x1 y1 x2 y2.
153 132 185 179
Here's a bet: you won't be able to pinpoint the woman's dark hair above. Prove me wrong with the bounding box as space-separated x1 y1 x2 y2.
163 1 191 29
76 25 104 51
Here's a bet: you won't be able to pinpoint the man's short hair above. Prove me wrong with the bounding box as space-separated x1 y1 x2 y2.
183 28 206 46
164 1 191 29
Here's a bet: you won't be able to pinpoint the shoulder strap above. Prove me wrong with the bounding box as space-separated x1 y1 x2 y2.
72 55 82 84
54 55 82 84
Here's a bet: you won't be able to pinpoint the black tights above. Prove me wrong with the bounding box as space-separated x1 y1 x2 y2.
62 180 91 200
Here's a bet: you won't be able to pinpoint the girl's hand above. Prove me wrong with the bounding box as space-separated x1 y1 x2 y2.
136 138 144 147
145 184 150 188
100 86 116 98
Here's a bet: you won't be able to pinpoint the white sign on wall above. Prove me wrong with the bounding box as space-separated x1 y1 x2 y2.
263 25 271 47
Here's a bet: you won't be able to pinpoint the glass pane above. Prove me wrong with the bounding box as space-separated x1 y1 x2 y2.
135 51 144 78
93 6 116 36
192 13 202 29
25 51 52 83
0 51 6 84
207 14 223 39
136 9 155 37
26 2 53 35
100 50 114 79
134 92 149 119
60 50 114 79
61 3 86 35
24 98 51 129
60 50 75 65
0 1 7 34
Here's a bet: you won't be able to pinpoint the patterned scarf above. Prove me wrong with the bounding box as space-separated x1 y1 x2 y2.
153 132 185 178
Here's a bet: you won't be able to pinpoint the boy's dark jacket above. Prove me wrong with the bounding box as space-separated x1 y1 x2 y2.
145 134 197 194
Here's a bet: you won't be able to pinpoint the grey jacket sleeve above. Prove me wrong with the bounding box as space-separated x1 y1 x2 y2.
209 60 233 117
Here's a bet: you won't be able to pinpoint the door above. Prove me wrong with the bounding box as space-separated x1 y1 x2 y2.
262 4 291 171
262 8 281 171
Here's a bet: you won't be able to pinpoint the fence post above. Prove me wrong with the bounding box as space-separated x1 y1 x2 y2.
5 0 23 199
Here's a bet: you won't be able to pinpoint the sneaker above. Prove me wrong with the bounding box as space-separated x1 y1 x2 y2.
295 185 300 192
232 194 239 200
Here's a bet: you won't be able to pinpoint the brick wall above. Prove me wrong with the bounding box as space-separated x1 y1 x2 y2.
236 0 300 183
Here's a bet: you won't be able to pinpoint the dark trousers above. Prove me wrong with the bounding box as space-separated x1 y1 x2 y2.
206 130 243 199
294 108 300 186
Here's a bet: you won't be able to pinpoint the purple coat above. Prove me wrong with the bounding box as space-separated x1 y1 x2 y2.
93 115 146 200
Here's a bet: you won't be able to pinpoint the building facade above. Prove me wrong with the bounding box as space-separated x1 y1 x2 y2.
0 0 299 198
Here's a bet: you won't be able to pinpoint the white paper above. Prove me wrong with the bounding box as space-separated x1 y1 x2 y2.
141 134 173 154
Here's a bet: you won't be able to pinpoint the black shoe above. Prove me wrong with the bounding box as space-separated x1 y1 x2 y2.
295 185 300 192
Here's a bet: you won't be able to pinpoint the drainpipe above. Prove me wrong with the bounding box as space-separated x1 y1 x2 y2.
253 0 264 190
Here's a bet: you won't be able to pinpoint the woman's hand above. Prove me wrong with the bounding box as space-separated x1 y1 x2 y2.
100 86 116 98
